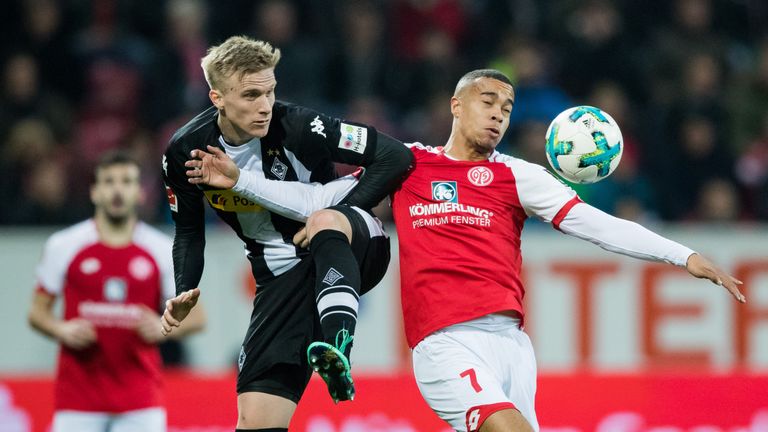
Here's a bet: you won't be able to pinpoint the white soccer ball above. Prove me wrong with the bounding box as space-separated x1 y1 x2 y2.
544 105 623 184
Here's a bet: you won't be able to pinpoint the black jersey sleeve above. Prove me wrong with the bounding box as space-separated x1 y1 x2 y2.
162 139 206 296
281 105 413 210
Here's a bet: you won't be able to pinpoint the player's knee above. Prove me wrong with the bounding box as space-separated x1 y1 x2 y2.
306 209 342 230
306 210 351 241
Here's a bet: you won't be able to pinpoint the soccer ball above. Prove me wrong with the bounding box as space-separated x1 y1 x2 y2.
544 106 623 184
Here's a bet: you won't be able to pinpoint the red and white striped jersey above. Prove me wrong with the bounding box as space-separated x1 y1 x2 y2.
392 144 580 347
35 219 174 412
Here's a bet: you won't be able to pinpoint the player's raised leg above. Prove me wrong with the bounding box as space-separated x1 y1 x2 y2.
301 208 360 403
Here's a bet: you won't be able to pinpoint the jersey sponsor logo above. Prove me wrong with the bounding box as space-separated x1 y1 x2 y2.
80 257 101 275
431 181 458 203
104 277 127 302
408 201 494 229
129 256 154 281
310 116 327 137
78 302 142 328
166 185 178 212
204 190 266 213
270 157 288 180
338 123 368 154
322 267 344 286
467 166 494 186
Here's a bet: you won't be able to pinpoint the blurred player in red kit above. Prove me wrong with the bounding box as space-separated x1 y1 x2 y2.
28 151 206 432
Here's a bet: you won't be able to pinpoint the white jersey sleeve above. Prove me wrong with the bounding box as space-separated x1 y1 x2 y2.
504 157 579 223
232 169 359 221
559 203 695 266
36 220 99 295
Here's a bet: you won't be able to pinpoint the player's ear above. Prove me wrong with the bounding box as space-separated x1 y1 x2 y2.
450 96 461 118
209 89 224 110
89 183 98 206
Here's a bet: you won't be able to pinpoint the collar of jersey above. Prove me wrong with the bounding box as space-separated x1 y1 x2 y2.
218 135 260 154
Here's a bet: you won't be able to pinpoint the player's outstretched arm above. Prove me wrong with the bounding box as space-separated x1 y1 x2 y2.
161 287 202 336
685 253 745 303
556 203 746 303
187 145 358 221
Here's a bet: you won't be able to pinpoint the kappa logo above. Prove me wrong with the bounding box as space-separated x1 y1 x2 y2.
310 116 326 137
238 346 246 371
80 257 101 275
162 155 168 176
467 166 494 186
432 181 458 203
322 268 344 286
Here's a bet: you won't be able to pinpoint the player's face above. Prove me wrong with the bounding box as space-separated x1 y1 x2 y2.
214 68 277 140
91 164 142 222
454 78 514 152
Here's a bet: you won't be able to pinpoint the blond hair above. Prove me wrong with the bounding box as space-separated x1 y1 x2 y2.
201 36 281 90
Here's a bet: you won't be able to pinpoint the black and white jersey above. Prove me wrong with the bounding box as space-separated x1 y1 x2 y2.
162 101 412 293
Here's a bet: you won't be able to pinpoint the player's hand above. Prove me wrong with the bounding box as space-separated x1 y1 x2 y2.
686 253 746 303
161 288 201 336
57 318 97 350
136 305 164 344
293 227 310 249
186 145 240 189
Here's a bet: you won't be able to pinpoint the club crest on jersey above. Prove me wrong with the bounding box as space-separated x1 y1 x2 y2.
271 158 288 180
129 256 154 281
467 166 494 186
432 181 458 203
104 277 127 302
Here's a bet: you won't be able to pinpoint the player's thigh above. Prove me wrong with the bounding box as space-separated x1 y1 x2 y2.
413 331 511 432
237 363 312 428
53 410 110 432
238 260 317 392
481 408 535 432
327 205 390 294
237 391 298 429
111 407 166 432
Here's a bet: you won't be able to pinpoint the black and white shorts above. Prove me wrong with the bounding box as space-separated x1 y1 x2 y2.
236 205 390 402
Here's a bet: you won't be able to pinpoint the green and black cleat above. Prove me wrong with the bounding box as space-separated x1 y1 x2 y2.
307 331 355 403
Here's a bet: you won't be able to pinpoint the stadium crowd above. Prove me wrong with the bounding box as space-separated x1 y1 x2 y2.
1 0 767 225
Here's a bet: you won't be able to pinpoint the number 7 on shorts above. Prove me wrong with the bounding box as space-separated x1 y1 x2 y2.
460 368 483 393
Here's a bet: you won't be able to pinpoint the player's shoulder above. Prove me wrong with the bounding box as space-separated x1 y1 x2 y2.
168 106 219 152
405 142 441 157
43 220 99 259
133 222 173 249
489 151 552 177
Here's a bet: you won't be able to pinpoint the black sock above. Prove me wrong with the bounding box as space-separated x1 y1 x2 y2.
310 229 360 358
